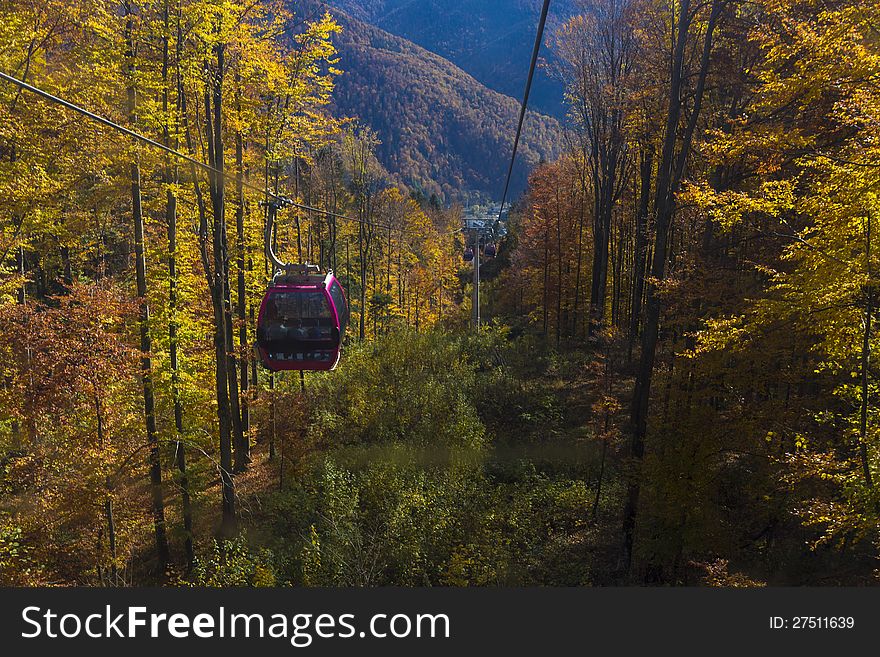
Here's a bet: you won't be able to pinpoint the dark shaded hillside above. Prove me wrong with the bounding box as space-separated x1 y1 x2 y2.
328 0 577 119
301 1 564 201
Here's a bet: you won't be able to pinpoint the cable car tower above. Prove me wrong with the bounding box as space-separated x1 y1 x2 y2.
463 205 508 329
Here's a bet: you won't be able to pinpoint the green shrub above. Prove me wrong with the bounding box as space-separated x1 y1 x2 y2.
308 328 484 450
191 535 276 587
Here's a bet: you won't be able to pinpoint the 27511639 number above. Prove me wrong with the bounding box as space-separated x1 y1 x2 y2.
770 617 855 629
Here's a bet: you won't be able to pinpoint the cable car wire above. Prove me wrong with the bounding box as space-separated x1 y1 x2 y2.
497 0 552 223
0 69 424 236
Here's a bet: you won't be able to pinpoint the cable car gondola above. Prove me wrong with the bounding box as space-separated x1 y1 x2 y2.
256 201 349 372
483 243 497 258
463 247 474 262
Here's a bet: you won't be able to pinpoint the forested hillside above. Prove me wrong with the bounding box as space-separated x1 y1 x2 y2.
303 0 563 201
325 0 577 118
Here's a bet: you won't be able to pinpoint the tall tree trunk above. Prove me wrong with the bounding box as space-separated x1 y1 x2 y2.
234 75 250 471
226 302 245 474
624 3 689 575
358 198 371 341
204 33 236 536
543 215 550 337
860 212 874 489
167 0 194 569
589 175 614 336
104 484 118 586
612 213 625 328
126 8 170 572
12 242 26 447
60 227 73 286
572 150 588 337
624 0 723 576
17 244 26 304
556 186 563 347
629 145 654 361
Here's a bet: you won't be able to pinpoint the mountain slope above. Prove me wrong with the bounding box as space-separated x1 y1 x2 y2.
305 1 564 201
327 0 578 119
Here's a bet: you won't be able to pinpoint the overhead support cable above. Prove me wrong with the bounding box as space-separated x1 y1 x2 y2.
497 0 552 222
0 70 400 233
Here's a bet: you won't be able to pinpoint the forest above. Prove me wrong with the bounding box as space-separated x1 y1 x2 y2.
328 0 578 118
1 0 879 587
